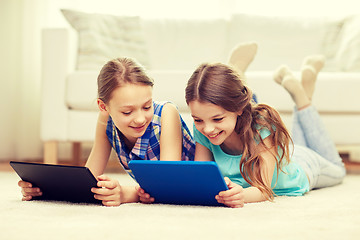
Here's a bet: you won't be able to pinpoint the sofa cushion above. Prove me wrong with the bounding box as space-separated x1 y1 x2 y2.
247 71 360 113
141 18 228 70
150 70 191 111
228 14 328 71
334 15 360 71
65 70 192 112
61 9 149 70
66 71 98 111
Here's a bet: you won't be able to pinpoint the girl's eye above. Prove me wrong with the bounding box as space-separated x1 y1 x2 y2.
213 118 224 122
144 106 152 110
122 111 131 115
194 119 203 123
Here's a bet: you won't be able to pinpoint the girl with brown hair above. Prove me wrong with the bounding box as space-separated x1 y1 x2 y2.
185 44 345 208
19 57 195 206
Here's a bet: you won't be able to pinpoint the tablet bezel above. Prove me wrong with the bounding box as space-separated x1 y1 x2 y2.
128 160 228 206
10 161 101 204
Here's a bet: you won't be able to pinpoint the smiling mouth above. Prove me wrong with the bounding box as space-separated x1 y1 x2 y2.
208 131 223 138
131 124 146 131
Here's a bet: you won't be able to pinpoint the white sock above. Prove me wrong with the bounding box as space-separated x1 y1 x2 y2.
273 65 310 109
228 42 258 77
301 55 325 99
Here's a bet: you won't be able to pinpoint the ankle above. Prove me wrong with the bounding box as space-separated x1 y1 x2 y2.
297 102 312 111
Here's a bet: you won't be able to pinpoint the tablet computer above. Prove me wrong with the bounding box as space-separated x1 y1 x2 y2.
128 160 228 206
10 161 101 204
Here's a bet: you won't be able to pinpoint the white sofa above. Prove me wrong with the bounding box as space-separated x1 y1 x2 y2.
40 12 360 164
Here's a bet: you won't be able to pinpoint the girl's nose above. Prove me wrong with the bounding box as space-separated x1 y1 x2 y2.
134 112 146 125
203 124 215 134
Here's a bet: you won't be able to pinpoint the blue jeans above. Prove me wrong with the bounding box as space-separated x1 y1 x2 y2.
291 106 346 190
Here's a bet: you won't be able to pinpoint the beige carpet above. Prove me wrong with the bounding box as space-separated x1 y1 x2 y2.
1 171 359 240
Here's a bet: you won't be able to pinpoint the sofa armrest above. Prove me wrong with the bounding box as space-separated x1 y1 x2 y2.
40 28 77 141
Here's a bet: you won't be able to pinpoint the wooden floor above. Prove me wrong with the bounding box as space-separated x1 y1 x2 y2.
1 153 360 174
343 159 360 174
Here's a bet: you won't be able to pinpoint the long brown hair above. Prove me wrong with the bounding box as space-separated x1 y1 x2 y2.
97 57 154 104
185 63 292 200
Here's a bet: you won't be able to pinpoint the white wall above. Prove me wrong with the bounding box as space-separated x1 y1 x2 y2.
0 1 22 160
0 0 44 161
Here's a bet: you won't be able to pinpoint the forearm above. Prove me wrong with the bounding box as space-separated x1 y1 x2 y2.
85 159 105 177
243 186 268 203
159 103 183 161
85 145 111 177
87 114 112 176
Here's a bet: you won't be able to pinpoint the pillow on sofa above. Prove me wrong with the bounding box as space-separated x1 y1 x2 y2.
334 15 360 71
228 14 327 71
61 9 149 70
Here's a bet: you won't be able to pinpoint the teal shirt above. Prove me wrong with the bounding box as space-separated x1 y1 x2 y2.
193 126 309 196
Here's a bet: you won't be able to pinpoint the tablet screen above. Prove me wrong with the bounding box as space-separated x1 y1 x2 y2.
10 161 101 204
129 160 228 206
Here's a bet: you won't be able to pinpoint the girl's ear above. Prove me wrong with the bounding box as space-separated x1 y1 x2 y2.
97 99 107 112
237 110 243 116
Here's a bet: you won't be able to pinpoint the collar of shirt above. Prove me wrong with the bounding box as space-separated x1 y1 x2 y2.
115 122 152 160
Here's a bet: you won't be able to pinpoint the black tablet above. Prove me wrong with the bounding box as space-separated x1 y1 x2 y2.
10 161 101 204
128 160 228 206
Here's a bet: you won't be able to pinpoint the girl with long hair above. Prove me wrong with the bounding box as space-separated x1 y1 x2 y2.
185 46 345 208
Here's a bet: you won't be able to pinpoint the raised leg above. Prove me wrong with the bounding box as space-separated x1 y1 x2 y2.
301 55 325 100
274 56 345 190
294 106 345 189
228 42 258 81
273 65 310 109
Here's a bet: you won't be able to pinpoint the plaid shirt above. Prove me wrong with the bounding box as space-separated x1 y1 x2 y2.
106 101 195 179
